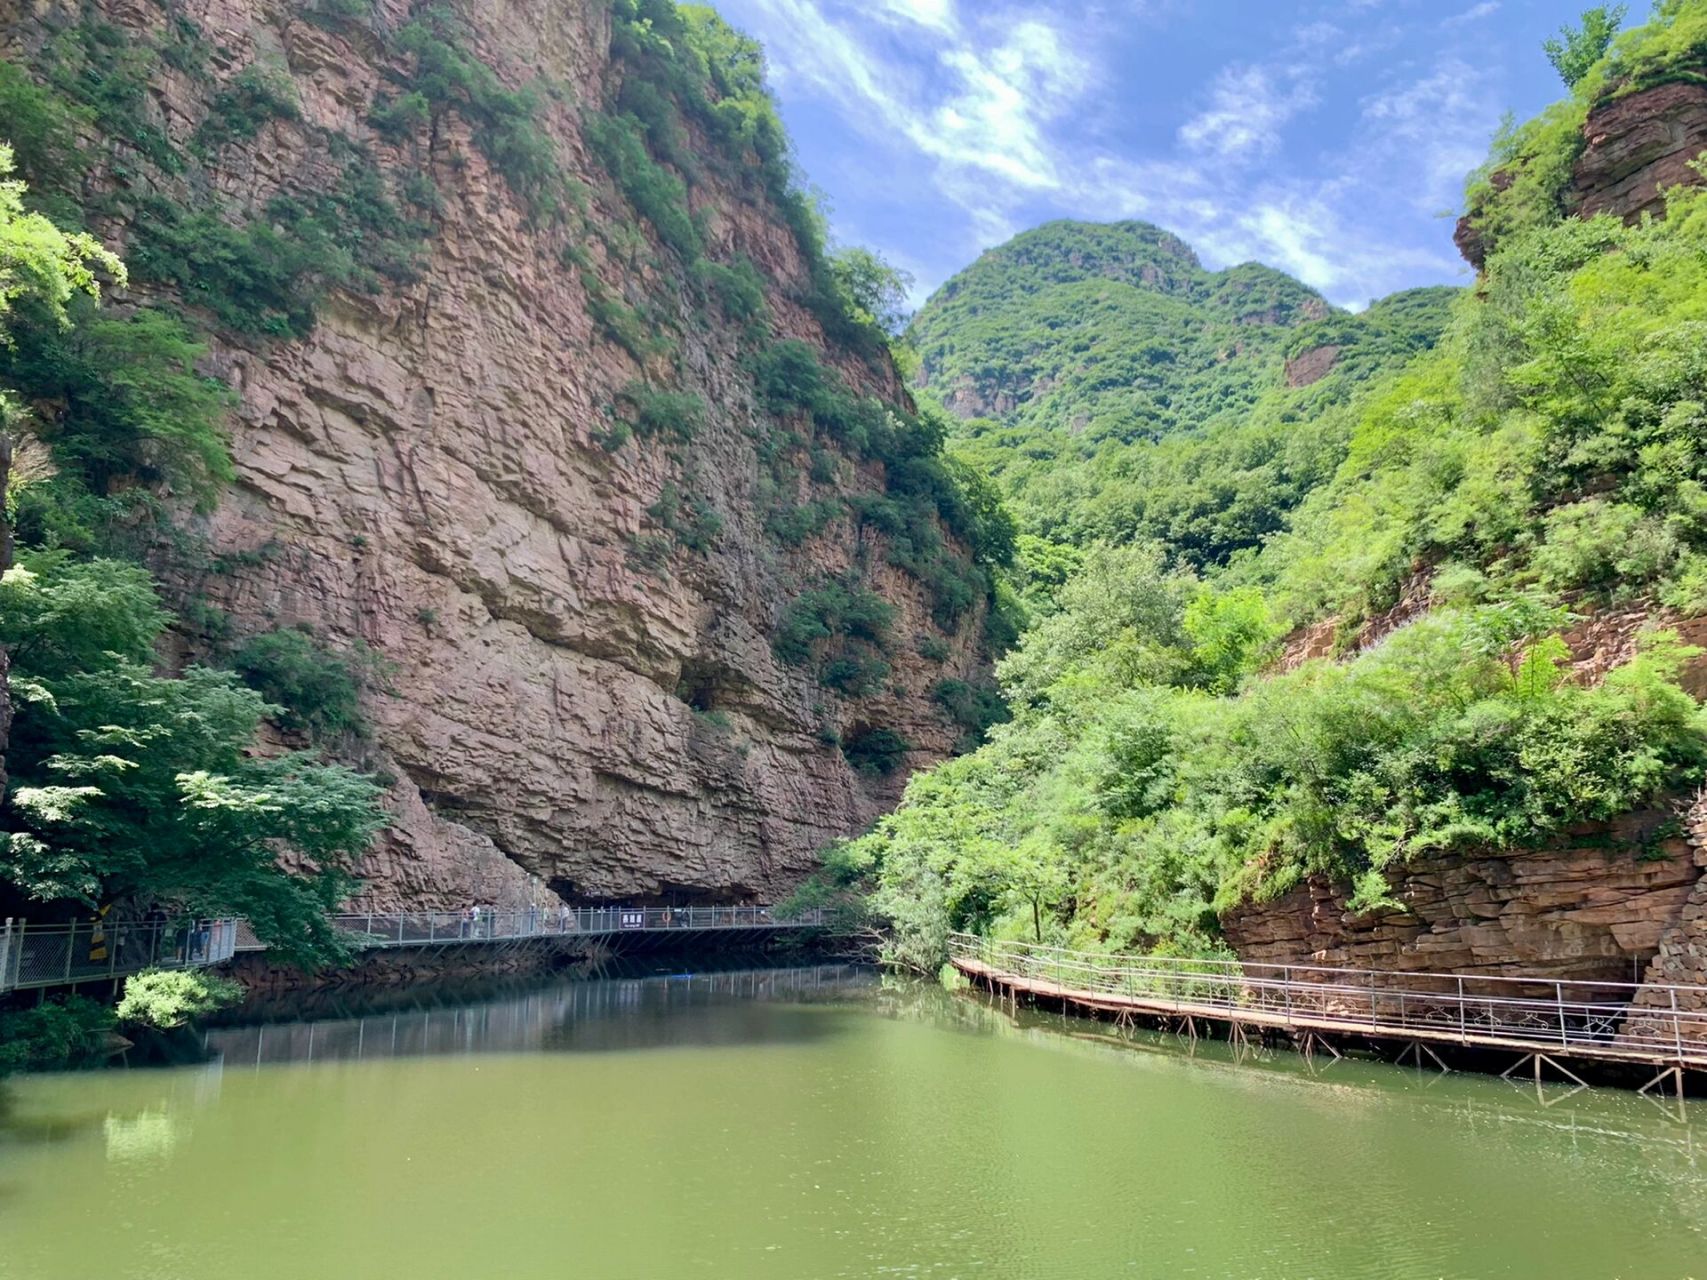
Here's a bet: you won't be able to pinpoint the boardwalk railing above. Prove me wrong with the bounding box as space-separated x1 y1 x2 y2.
234 904 824 951
0 917 238 994
948 934 1707 1069
1 907 826 994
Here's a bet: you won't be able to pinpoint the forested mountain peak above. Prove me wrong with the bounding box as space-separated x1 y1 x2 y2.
912 216 1454 561
927 220 1207 304
910 221 1335 440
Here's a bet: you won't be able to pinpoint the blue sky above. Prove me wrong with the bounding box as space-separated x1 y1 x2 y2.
710 0 1609 309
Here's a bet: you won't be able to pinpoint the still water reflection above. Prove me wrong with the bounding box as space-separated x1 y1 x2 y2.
2 964 1704 1279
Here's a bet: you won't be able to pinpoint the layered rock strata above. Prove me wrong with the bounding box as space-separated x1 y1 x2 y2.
1 0 984 909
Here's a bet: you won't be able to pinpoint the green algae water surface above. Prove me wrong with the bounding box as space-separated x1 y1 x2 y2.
2 965 1704 1280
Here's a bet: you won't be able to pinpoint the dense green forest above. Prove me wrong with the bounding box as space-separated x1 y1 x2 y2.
825 2 1707 971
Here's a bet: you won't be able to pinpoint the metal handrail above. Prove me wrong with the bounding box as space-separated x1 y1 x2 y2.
234 904 825 951
0 917 238 993
948 933 1707 1068
0 907 827 993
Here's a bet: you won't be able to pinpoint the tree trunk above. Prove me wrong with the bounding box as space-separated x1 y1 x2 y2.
0 645 10 805
0 430 12 572
1032 898 1041 942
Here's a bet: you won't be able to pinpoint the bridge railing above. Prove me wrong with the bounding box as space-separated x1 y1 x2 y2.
0 917 238 993
233 904 826 952
1 907 824 993
948 934 1707 1067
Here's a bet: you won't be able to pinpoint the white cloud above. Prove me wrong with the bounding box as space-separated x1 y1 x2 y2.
724 0 1500 306
742 0 1087 193
1358 56 1500 210
876 0 958 32
1442 2 1500 28
1179 63 1318 161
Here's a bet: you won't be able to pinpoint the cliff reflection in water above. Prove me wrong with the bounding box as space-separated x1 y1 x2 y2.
204 964 877 1066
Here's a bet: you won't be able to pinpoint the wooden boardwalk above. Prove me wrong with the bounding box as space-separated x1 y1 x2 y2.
949 935 1707 1094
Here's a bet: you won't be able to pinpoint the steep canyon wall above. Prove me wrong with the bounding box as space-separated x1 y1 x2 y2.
0 0 987 909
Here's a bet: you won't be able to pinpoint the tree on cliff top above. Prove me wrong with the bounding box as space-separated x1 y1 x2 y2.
1544 6 1628 87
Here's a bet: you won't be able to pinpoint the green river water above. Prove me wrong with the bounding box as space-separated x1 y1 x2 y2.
1 963 1703 1279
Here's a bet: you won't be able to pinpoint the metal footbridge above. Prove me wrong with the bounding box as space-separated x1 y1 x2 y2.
0 905 827 994
950 934 1707 1098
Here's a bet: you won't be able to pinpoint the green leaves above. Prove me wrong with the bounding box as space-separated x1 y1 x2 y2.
1543 6 1627 88
116 968 242 1030
858 586 1707 966
0 553 168 669
0 556 387 966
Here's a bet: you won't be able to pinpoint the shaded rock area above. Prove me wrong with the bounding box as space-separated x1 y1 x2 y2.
1223 806 1707 1049
226 937 593 998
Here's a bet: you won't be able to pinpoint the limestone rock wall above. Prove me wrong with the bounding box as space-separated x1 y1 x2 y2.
3 0 984 909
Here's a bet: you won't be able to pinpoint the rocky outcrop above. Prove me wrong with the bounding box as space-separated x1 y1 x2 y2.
1222 808 1699 984
1453 171 1509 272
1457 81 1707 272
2 0 985 910
1283 344 1340 388
1570 81 1707 223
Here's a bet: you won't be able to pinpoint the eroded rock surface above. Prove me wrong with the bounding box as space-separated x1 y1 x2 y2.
3 0 984 909
1571 81 1707 223
1222 809 1702 987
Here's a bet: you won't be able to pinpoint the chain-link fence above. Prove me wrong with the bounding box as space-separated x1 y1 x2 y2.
0 917 237 992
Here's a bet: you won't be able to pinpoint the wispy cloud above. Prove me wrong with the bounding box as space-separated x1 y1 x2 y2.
722 0 1511 307
1443 2 1500 28
747 0 1085 192
1179 64 1319 161
1358 56 1500 211
875 0 959 33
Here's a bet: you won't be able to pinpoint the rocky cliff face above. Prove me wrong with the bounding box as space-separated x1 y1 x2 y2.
0 0 988 909
1455 80 1707 270
1222 808 1700 984
1570 80 1707 223
1223 805 1707 1049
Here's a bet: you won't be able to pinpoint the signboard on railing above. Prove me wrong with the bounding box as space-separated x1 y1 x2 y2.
620 910 645 929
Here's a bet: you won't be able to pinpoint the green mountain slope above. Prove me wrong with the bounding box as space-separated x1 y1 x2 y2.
827 3 1707 970
912 220 1456 562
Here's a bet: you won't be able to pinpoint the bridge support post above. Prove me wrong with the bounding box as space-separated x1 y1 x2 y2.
1638 1065 1688 1122
1298 1031 1341 1064
1501 1051 1590 1106
1639 1065 1686 1101
1397 1041 1450 1074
